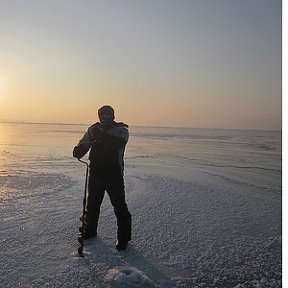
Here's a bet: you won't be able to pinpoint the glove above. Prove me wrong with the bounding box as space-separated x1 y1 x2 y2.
73 145 87 159
92 127 105 141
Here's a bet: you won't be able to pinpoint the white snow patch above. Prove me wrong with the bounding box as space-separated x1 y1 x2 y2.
106 266 153 287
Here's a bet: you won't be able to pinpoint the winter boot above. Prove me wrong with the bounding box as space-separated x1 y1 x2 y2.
115 240 128 251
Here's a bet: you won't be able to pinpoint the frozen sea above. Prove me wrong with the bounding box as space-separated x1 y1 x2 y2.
0 122 281 287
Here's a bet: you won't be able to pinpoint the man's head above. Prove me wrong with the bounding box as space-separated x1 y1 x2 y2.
98 105 115 126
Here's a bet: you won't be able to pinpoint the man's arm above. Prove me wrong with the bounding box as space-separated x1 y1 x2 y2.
92 125 129 148
73 126 94 159
105 126 129 148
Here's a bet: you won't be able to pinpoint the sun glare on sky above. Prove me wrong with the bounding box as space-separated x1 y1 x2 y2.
0 78 3 95
0 76 6 101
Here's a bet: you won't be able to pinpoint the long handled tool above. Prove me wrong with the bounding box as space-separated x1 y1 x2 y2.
77 158 89 257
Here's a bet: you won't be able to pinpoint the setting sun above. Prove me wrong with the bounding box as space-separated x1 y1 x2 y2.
0 78 3 94
0 77 6 98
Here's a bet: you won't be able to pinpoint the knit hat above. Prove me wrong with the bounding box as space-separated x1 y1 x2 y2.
98 105 115 120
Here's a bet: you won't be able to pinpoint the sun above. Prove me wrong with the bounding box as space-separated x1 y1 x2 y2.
0 78 3 92
0 77 4 96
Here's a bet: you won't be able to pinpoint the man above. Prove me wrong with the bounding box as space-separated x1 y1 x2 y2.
73 105 131 250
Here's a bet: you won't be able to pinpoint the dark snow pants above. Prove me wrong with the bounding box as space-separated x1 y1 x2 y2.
86 174 131 242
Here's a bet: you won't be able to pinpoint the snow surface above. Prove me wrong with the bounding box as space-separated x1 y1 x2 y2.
0 123 282 287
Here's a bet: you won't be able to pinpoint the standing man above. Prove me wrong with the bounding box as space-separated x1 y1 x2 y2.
73 105 131 250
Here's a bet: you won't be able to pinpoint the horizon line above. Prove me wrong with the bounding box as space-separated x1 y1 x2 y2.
0 119 282 132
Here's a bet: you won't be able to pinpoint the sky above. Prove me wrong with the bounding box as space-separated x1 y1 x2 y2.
0 0 282 130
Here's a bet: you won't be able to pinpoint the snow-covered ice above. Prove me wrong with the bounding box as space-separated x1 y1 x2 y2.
0 123 281 287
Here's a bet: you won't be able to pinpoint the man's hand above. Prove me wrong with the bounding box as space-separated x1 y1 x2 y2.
73 145 87 159
92 127 105 141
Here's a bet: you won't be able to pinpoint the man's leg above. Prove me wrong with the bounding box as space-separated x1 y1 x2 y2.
85 176 105 238
106 176 131 245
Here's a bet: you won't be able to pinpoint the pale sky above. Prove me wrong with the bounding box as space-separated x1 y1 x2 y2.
0 0 282 130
